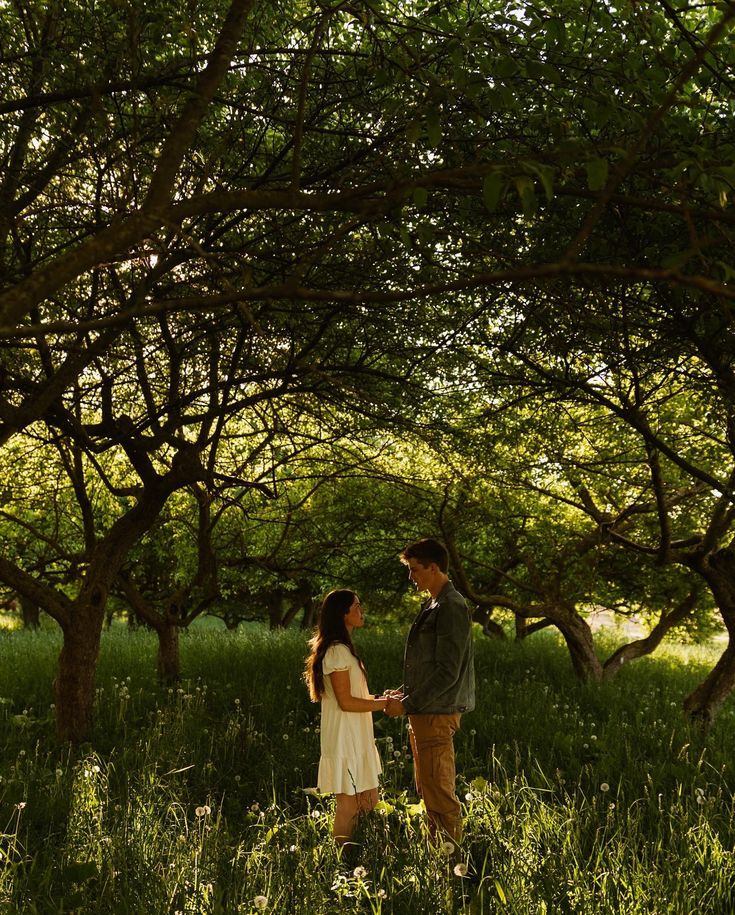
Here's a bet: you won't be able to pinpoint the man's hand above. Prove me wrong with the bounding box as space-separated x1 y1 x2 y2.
384 697 406 717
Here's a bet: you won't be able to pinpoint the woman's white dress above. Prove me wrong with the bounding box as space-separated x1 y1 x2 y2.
318 643 382 795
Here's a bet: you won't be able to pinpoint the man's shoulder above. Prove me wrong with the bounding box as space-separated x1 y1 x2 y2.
437 581 469 612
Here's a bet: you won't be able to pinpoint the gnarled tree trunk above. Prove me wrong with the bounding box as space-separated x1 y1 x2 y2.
683 550 735 730
555 610 603 681
603 589 698 681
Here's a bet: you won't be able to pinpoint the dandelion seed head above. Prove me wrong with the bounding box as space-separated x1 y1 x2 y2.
454 863 468 877
600 783 610 793
254 896 268 910
441 841 455 856
353 865 367 879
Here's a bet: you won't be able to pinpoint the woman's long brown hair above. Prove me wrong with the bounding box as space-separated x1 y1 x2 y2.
303 589 366 702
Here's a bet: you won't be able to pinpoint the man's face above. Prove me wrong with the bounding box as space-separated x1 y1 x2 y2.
406 558 433 593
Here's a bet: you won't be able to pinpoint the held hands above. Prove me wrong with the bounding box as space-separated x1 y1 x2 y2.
384 696 406 717
379 689 406 717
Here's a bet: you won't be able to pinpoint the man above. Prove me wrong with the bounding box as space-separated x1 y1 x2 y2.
385 537 475 845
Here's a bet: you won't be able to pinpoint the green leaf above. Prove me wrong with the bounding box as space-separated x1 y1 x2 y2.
661 249 694 270
586 157 609 191
405 120 421 144
527 163 555 203
514 176 537 218
426 109 442 147
495 880 508 904
412 187 429 208
545 18 566 48
482 173 503 212
494 57 517 79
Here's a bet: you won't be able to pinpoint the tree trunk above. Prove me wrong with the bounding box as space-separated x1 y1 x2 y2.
301 594 315 630
471 604 506 640
20 595 40 629
156 620 180 684
683 640 735 731
556 612 603 681
683 549 735 729
517 617 555 640
602 589 698 681
54 607 104 743
267 590 284 629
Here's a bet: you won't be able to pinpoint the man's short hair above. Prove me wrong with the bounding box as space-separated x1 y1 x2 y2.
400 538 449 573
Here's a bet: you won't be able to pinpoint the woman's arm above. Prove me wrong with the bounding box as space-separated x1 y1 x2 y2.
329 670 386 713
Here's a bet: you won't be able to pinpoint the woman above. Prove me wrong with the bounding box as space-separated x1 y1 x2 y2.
304 589 386 846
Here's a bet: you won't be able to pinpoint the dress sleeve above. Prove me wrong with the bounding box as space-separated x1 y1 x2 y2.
323 643 353 675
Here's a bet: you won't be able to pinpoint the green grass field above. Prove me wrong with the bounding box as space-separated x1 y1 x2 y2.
1 623 734 914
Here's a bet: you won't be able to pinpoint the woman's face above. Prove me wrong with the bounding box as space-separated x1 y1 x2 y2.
344 595 364 630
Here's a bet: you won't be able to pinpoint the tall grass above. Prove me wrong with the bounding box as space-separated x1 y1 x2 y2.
1 623 734 913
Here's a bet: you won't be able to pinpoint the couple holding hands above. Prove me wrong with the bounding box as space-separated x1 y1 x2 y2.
303 538 476 849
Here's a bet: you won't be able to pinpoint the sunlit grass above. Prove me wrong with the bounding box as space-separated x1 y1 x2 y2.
1 624 734 913
0 612 21 632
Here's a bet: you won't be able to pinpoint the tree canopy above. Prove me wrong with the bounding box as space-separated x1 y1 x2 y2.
1 0 735 738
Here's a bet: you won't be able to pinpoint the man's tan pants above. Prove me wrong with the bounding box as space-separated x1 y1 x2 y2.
408 712 462 844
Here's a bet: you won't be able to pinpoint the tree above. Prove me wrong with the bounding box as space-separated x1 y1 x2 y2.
2 0 735 736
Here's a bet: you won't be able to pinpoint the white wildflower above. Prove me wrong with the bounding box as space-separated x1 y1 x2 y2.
254 896 268 910
353 866 367 879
